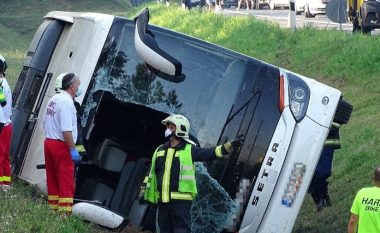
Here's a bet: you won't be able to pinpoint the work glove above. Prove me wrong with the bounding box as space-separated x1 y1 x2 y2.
70 148 81 162
222 135 244 154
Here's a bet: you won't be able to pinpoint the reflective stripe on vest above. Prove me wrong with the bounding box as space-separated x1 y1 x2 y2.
324 139 341 146
162 148 175 203
171 192 193 201
332 122 341 129
214 145 224 158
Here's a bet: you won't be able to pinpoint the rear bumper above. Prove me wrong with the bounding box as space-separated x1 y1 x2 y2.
310 8 326 15
309 3 326 15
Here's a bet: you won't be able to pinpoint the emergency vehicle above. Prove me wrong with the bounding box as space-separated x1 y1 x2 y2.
348 0 380 33
10 8 352 232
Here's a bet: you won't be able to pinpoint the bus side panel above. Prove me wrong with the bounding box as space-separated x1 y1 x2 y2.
11 20 65 174
18 15 114 191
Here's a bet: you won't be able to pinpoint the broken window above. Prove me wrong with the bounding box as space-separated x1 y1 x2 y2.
192 163 238 233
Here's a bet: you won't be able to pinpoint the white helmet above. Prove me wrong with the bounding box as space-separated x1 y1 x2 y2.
55 72 68 93
161 114 195 145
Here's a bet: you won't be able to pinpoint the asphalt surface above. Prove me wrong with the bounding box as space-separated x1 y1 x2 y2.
219 7 353 31
218 7 380 35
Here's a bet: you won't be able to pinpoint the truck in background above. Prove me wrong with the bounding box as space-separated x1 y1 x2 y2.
348 0 380 33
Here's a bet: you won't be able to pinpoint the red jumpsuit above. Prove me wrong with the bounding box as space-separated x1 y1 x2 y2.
0 77 12 186
43 91 77 212
0 124 12 185
44 139 75 211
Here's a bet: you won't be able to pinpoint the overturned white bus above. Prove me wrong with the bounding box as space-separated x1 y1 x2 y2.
10 8 352 233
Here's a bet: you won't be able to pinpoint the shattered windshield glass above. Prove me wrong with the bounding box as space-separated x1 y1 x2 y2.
79 19 253 233
81 19 246 148
191 163 238 233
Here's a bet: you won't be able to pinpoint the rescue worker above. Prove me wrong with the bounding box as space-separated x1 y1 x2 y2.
347 165 380 233
0 54 13 190
144 114 243 233
309 122 341 211
43 73 81 214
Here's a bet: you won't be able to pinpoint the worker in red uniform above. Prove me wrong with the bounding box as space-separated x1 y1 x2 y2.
43 72 82 214
0 54 12 191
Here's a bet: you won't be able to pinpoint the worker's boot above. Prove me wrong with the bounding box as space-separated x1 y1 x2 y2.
316 198 327 211
0 184 11 192
311 192 320 206
59 211 72 218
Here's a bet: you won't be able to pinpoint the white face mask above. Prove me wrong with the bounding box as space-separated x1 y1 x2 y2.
165 128 173 138
75 87 83 97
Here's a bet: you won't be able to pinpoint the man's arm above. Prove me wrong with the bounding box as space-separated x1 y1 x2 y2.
63 131 81 162
62 131 75 149
192 146 219 162
347 213 358 233
191 137 244 162
0 106 5 133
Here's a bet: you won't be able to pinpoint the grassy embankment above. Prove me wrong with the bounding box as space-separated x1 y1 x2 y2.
1 2 380 233
0 0 131 87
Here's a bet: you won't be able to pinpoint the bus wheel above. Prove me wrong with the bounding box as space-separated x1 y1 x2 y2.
333 99 353 125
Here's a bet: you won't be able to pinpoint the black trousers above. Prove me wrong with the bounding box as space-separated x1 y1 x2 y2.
157 201 192 233
309 175 329 203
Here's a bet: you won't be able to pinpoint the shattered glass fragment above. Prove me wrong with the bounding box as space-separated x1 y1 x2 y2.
191 162 238 233
81 65 182 128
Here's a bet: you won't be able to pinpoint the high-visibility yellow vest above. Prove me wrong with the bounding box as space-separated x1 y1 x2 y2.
144 144 197 204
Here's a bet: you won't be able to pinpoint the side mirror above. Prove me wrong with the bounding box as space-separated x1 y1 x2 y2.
134 8 185 83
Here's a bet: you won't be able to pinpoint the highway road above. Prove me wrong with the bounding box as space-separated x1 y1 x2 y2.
219 7 353 31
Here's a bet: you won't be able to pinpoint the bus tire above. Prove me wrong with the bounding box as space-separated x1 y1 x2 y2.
333 99 353 125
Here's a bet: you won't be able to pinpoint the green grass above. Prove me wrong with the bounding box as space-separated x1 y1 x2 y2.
0 0 131 87
2 2 380 233
0 180 91 233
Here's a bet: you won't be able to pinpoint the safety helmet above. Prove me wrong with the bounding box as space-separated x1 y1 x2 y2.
55 72 68 93
161 114 195 145
0 54 7 74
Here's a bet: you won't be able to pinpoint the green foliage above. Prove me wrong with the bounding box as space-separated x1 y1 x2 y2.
1 2 380 233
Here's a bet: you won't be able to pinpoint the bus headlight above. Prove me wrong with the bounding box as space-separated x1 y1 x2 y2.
287 73 310 122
